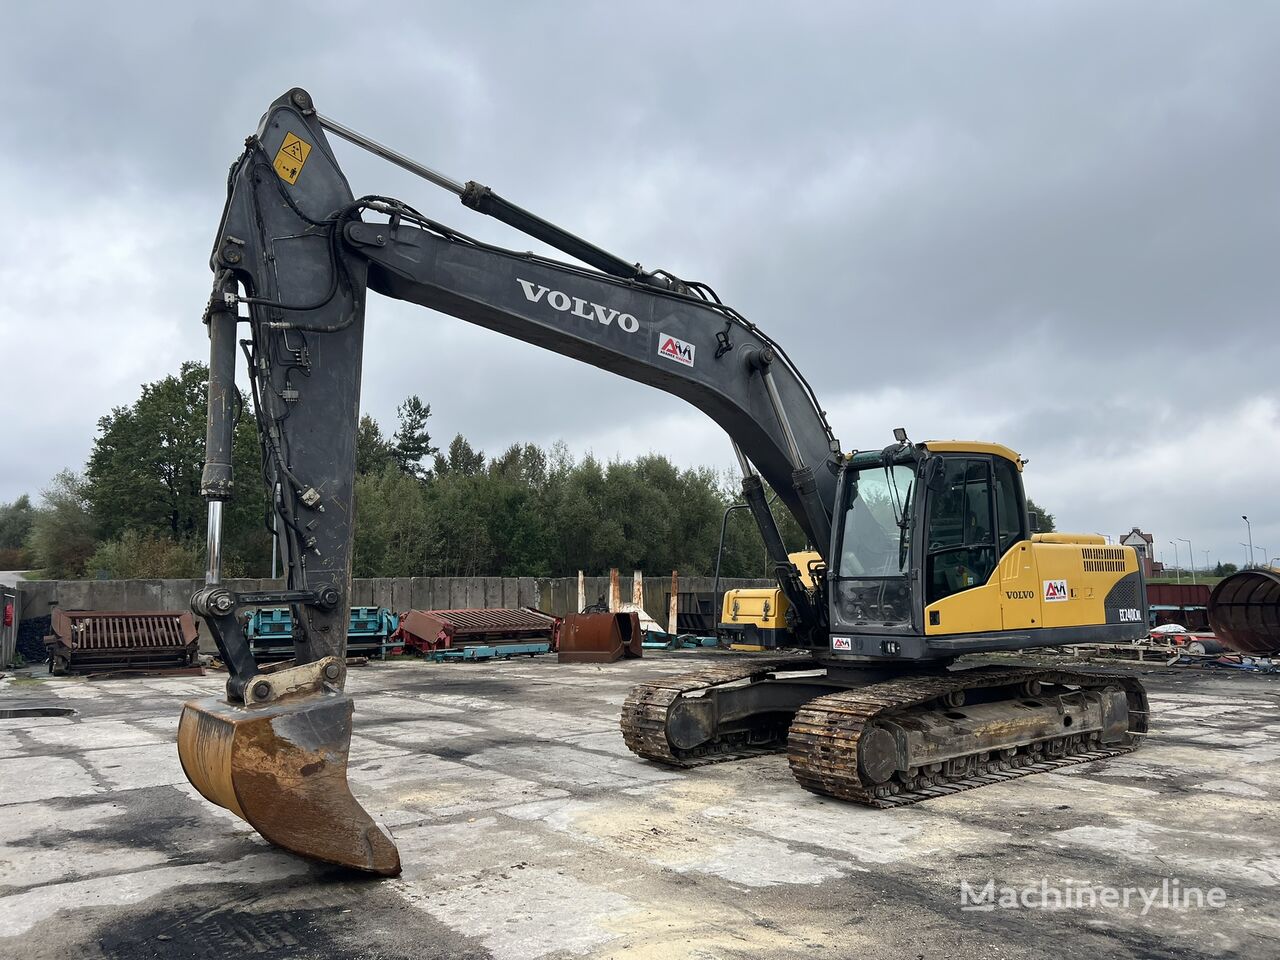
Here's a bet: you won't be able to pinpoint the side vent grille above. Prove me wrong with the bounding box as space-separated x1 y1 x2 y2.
1082 546 1129 572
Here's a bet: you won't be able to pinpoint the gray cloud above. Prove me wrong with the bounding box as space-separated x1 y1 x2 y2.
1 2 1276 567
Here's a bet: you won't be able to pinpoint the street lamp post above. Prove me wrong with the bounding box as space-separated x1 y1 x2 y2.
1257 546 1269 571
1169 541 1181 584
1243 516 1254 567
1177 538 1195 585
1240 543 1251 568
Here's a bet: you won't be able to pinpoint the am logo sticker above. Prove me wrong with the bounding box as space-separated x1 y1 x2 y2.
1043 579 1069 602
657 332 695 367
831 636 853 651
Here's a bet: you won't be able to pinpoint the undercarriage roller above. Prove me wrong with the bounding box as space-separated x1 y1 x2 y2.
621 657 835 764
623 661 1148 809
177 657 400 876
788 667 1149 807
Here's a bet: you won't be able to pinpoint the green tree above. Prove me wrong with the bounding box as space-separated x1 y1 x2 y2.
86 530 204 579
84 361 268 573
27 471 97 578
543 452 625 574
352 465 439 577
0 494 34 550
429 472 498 576
356 415 396 477
711 475 809 579
1025 497 1056 533
392 396 439 479
435 434 486 477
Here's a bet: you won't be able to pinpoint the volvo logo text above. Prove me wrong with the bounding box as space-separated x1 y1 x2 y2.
517 278 639 333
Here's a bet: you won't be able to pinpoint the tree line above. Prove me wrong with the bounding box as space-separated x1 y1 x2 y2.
0 361 1062 583
0 362 799 581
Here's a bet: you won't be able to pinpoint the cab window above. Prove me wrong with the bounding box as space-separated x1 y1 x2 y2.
926 458 995 604
993 457 1026 555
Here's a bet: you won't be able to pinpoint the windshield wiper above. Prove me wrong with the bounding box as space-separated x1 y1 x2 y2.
897 480 913 570
884 465 913 572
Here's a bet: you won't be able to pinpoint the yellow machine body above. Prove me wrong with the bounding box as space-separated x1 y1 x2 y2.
826 439 1148 655
720 550 820 649
924 533 1142 636
728 442 1146 655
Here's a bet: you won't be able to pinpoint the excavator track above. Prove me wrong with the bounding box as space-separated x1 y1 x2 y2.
621 657 817 765
788 666 1148 808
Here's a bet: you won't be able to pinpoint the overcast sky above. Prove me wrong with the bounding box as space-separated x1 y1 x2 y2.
1 2 1276 570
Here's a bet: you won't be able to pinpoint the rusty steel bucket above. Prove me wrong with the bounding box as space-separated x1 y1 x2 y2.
177 658 400 876
558 612 643 664
1208 569 1280 655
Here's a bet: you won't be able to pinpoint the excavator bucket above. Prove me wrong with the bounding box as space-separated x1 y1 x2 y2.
177 661 400 876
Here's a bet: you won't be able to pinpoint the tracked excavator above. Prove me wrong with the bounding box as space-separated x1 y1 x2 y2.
179 88 1150 876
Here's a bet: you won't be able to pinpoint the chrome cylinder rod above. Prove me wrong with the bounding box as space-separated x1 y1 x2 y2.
317 113 465 195
205 501 224 585
759 367 805 469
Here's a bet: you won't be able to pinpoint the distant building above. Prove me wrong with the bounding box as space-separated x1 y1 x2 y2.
1120 528 1157 578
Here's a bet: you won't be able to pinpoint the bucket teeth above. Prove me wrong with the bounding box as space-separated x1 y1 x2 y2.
177 692 400 876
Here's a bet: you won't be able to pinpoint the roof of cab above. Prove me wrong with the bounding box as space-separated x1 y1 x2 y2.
923 440 1023 468
845 441 1024 471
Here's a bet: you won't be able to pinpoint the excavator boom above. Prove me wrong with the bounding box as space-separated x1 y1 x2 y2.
183 88 843 871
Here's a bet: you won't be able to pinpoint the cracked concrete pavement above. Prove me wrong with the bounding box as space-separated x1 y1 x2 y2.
1 653 1277 959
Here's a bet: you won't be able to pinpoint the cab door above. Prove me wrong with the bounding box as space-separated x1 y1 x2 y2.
922 456 1002 634
993 456 1040 629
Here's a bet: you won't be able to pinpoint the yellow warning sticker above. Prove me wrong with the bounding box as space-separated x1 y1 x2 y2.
272 132 312 184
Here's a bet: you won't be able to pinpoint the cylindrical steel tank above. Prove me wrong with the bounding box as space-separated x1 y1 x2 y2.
1207 569 1280 655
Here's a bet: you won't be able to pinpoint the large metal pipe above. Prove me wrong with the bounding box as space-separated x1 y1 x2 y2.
1207 568 1280 654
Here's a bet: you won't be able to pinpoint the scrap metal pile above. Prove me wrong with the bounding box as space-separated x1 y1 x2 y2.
44 609 200 676
245 606 401 663
395 607 560 661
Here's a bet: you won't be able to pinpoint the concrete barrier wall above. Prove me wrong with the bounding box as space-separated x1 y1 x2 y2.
15 574 774 648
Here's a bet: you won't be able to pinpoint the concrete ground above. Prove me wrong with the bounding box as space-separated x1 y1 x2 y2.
0 653 1277 960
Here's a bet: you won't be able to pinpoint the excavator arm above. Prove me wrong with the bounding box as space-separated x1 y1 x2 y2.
182 87 843 873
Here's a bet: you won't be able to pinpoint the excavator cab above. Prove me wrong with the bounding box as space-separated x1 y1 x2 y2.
826 437 1148 660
